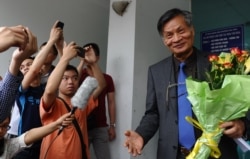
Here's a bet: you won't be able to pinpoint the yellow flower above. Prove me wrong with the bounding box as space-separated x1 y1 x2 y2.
206 48 250 89
244 57 250 74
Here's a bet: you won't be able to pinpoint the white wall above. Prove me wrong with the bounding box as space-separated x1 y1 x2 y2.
0 0 110 76
107 0 190 158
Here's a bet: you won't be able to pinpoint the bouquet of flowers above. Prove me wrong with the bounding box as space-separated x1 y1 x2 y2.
185 47 250 159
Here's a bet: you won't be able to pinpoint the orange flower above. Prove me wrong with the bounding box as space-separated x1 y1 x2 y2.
209 55 219 62
223 62 233 69
230 47 242 56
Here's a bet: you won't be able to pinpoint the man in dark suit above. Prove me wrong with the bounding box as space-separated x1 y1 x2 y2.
124 8 247 159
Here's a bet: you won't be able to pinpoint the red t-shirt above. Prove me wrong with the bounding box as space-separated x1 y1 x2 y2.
80 71 115 129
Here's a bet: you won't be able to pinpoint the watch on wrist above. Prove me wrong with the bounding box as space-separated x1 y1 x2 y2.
110 123 116 128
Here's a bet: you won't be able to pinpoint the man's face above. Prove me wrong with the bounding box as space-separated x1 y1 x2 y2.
59 70 79 97
20 58 33 75
162 15 195 57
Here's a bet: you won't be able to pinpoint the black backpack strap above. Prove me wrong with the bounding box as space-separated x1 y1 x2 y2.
57 97 87 159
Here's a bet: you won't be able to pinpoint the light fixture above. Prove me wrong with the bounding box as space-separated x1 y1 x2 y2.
112 1 131 16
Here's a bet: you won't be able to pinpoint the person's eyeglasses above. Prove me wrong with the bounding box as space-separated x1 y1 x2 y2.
0 125 11 131
166 82 187 109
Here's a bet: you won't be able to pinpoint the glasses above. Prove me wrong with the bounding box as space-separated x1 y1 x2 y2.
0 125 11 131
166 82 187 109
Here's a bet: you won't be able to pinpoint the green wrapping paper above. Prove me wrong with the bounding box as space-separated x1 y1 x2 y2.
185 75 250 159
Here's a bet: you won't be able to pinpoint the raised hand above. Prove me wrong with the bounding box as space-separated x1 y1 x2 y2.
12 27 37 62
0 25 29 52
49 21 63 44
61 41 78 61
83 45 98 64
9 28 37 76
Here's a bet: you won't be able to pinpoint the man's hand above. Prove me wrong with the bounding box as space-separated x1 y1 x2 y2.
48 21 63 45
12 27 37 62
84 45 98 64
0 25 29 52
9 27 37 76
108 127 116 141
61 42 78 61
220 119 245 138
124 130 144 157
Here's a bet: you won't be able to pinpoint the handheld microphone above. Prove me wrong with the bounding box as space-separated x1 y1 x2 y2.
58 76 98 135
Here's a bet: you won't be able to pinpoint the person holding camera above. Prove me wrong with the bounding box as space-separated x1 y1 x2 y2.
39 39 106 159
11 21 63 159
0 26 36 124
77 43 116 159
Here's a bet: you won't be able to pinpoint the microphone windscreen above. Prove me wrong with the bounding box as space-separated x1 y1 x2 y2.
71 76 98 109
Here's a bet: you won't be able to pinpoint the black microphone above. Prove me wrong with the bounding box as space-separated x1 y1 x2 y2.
58 76 98 135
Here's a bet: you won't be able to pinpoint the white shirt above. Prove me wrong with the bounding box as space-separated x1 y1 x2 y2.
8 102 20 136
0 133 31 159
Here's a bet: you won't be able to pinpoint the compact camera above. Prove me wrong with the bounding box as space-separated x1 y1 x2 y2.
76 46 85 58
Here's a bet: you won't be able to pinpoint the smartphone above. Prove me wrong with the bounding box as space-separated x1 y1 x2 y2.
56 21 64 29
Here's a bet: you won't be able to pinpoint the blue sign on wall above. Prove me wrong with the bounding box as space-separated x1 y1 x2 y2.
201 25 244 53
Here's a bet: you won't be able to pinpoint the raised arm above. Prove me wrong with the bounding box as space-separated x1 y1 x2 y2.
84 50 106 100
76 58 85 79
24 112 74 145
21 21 63 90
0 27 37 122
42 42 78 109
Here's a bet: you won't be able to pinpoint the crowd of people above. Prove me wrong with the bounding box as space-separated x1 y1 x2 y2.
0 7 249 159
0 20 116 159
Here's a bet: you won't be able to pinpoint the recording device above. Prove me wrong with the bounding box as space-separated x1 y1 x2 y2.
71 76 98 108
58 76 98 135
56 21 64 29
76 46 85 58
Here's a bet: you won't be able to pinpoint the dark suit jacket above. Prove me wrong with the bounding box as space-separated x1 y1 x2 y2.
135 47 239 159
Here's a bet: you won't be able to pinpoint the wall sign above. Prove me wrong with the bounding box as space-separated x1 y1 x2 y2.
201 25 244 53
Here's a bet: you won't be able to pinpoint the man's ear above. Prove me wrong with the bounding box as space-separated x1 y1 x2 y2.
191 26 195 36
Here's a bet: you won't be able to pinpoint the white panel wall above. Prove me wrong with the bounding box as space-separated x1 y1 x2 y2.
106 1 136 159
